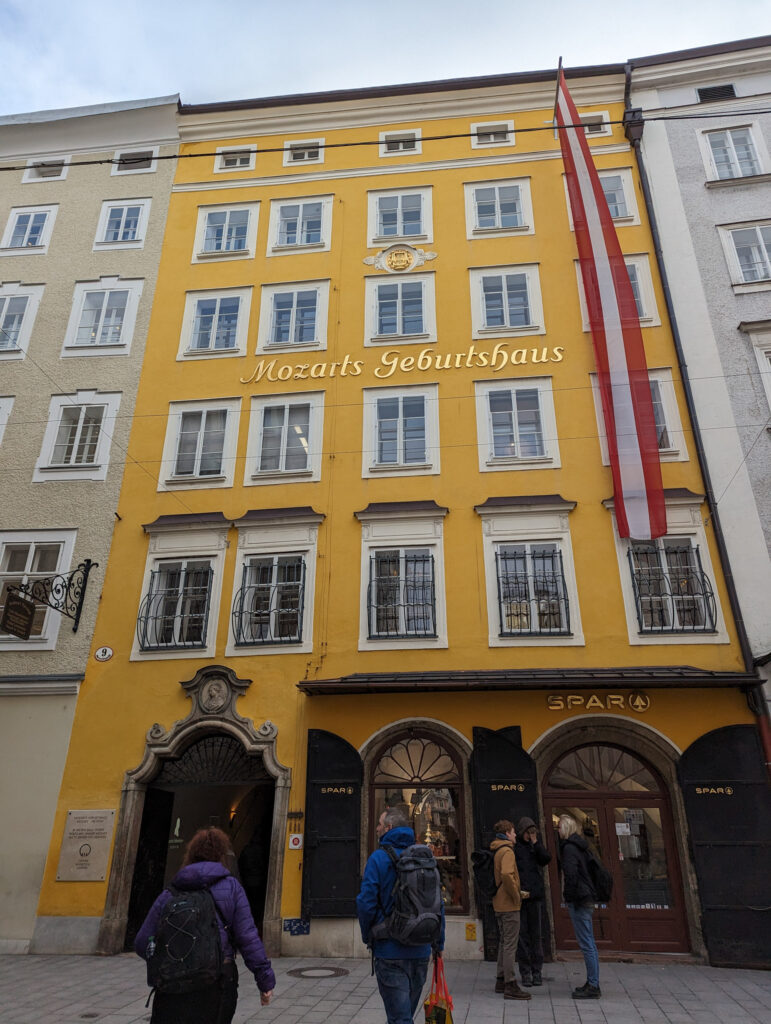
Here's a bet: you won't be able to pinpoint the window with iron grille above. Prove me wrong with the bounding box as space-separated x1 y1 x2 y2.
628 540 716 633
232 555 305 645
496 543 570 636
136 559 214 650
368 549 435 639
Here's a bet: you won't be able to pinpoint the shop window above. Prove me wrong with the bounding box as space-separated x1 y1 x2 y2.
372 734 467 912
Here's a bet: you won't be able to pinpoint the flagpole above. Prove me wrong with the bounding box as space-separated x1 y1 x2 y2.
552 57 563 140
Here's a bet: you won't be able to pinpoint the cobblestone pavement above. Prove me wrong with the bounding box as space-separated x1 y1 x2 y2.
1 954 770 1024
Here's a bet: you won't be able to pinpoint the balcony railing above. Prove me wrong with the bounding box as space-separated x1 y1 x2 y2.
368 552 436 639
136 565 213 650
496 549 570 636
628 545 717 633
231 560 305 645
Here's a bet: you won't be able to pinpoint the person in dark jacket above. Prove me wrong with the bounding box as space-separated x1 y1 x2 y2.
356 808 445 1024
514 816 551 987
558 814 601 999
135 827 275 1024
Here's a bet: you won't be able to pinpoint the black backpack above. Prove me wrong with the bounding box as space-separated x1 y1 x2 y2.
586 852 614 903
471 849 501 901
147 885 224 994
370 844 442 947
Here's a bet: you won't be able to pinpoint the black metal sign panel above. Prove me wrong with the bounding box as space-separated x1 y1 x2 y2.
302 729 363 919
0 590 36 639
678 723 771 968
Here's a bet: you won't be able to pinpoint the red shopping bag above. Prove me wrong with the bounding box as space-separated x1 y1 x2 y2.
424 956 454 1024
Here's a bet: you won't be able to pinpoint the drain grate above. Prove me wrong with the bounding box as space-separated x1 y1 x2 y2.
286 965 350 979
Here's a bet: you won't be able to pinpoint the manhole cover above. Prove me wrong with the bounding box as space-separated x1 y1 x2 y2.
286 966 349 978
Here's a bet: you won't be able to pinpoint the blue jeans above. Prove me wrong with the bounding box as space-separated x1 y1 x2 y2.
567 902 600 987
374 957 430 1024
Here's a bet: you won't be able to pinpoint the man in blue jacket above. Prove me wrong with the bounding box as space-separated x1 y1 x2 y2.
357 807 445 1024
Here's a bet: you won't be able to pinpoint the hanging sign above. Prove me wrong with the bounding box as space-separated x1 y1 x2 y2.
0 590 36 640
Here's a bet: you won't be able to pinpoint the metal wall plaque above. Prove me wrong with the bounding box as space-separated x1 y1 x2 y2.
56 809 116 881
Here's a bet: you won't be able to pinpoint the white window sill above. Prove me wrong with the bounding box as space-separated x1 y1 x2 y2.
706 172 771 188
183 346 240 358
472 225 528 235
609 214 635 225
370 332 430 343
263 341 321 352
250 469 313 481
64 344 127 354
40 462 102 473
368 462 432 472
165 474 227 485
485 455 551 467
0 245 46 256
732 279 771 294
93 239 144 251
195 248 251 260
478 324 540 334
371 234 428 244
0 347 24 358
271 241 326 252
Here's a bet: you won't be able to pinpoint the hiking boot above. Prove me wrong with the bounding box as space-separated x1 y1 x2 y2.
495 976 505 994
520 967 533 987
573 981 589 993
504 982 532 1000
572 984 601 999
531 969 543 986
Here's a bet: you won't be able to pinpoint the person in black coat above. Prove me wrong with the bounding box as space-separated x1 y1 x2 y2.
514 817 551 986
558 814 601 999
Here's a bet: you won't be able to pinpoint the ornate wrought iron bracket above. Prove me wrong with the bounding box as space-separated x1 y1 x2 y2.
9 559 97 633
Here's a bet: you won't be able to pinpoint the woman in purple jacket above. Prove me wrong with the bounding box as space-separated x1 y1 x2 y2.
135 827 275 1024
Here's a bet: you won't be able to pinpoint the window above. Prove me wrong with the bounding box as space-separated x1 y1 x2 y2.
111 147 159 175
245 391 324 484
62 277 143 355
356 502 447 650
476 497 582 647
364 273 436 345
705 127 761 179
362 384 440 477
727 224 771 284
0 283 44 359
0 530 76 649
193 203 259 262
579 111 611 137
267 196 332 254
628 539 716 634
179 287 251 359
0 205 57 254
367 188 432 245
257 280 329 352
464 178 533 237
34 390 121 482
738 320 771 412
159 399 240 490
94 199 151 250
574 254 659 328
379 130 422 157
0 396 13 446
227 508 321 655
23 157 69 182
469 265 545 337
474 377 559 470
564 168 639 228
697 84 736 103
215 146 256 172
590 368 687 464
283 139 324 166
470 120 515 148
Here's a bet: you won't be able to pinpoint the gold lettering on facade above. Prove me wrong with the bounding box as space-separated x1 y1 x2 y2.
546 693 651 712
490 784 526 792
694 786 734 795
320 786 354 795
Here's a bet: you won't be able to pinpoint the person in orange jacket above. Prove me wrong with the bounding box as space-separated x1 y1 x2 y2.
490 819 532 1001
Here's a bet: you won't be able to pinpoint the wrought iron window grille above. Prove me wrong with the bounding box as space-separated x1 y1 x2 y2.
368 551 436 639
7 559 96 634
231 557 305 646
136 563 214 650
495 548 571 636
628 543 717 634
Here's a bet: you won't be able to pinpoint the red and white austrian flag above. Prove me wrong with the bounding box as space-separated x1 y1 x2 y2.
556 69 666 540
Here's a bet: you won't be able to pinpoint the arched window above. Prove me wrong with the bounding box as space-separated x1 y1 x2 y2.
545 744 662 794
371 733 467 912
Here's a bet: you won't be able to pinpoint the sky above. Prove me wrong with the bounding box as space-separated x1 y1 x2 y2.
3 0 770 117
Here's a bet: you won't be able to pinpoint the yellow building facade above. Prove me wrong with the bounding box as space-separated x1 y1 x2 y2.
36 67 765 965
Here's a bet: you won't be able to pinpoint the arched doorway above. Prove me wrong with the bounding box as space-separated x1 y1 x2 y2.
543 743 689 953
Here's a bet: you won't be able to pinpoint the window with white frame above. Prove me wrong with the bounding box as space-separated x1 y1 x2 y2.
179 287 251 359
0 530 76 649
364 273 436 345
703 126 764 180
590 367 687 464
356 503 447 650
574 254 659 328
738 321 771 412
464 178 533 238
362 384 440 477
0 282 44 359
112 147 159 175
724 223 771 285
367 188 432 245
34 390 121 482
94 199 151 250
244 391 324 484
476 497 582 647
23 157 69 182
564 168 639 228
474 377 559 471
257 280 329 352
283 139 324 166
193 203 259 262
579 111 611 137
0 397 13 446
215 146 257 173
62 277 143 355
0 205 57 254
379 130 422 157
470 120 515 148
469 265 545 338
267 196 332 254
159 398 241 490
